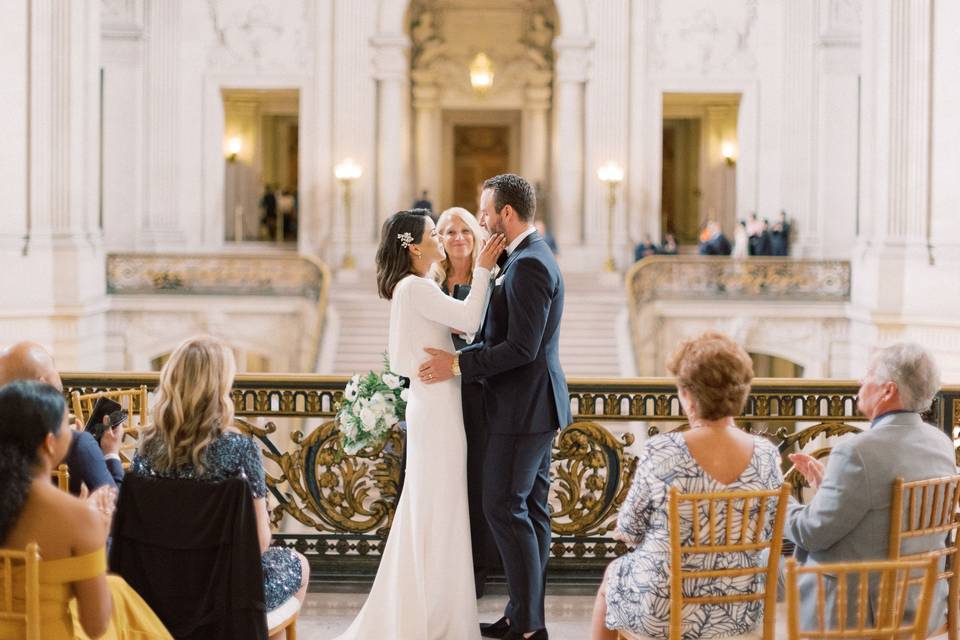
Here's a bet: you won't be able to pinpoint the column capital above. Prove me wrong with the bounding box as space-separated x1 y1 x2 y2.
524 84 552 111
553 37 592 83
371 33 410 81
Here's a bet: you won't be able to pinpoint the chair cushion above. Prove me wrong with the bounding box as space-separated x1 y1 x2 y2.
266 595 301 632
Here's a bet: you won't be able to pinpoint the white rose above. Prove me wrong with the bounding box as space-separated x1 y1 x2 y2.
400 388 409 401
382 373 401 389
359 407 377 429
344 381 358 401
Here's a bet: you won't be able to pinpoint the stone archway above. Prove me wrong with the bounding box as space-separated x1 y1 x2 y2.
374 0 592 242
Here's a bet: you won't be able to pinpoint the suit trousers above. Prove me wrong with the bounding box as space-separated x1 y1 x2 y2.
482 430 554 632
463 380 502 596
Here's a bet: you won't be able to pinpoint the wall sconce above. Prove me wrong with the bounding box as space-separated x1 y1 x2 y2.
597 161 624 273
469 53 494 95
334 158 363 270
721 141 737 167
226 136 243 162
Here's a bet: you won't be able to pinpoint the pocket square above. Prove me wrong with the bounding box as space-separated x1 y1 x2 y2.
495 275 506 286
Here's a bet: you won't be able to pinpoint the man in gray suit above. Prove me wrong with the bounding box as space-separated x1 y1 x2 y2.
787 343 955 632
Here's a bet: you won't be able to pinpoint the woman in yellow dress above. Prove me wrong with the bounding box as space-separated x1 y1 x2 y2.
0 380 171 640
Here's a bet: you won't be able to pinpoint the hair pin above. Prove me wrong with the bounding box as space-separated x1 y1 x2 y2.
397 232 414 249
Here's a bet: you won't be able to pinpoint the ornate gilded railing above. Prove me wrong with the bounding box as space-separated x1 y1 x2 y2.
106 252 331 369
625 256 851 304
61 373 960 578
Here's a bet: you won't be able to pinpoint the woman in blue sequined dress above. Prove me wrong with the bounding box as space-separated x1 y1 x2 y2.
131 336 309 622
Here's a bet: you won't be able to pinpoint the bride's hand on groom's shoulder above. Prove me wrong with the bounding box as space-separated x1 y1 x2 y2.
419 347 455 384
476 234 507 271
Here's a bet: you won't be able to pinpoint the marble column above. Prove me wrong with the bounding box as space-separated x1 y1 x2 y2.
372 34 412 223
551 38 591 246
0 0 105 366
140 0 184 247
412 72 441 210
522 78 552 210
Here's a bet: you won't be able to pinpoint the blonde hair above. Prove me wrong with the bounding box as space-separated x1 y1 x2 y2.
431 207 486 287
140 336 237 473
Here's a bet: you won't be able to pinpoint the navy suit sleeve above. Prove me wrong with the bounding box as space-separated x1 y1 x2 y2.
459 257 553 383
105 457 125 489
66 431 117 494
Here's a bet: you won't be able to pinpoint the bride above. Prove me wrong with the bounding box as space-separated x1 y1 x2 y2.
333 209 506 640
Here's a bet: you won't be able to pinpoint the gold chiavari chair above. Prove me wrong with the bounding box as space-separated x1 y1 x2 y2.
52 463 70 492
889 475 960 640
784 557 938 640
618 483 791 640
0 543 42 640
71 385 149 466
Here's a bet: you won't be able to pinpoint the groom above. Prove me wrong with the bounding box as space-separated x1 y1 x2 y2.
419 173 570 640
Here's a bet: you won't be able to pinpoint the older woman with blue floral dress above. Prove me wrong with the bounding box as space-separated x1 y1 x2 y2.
591 332 784 640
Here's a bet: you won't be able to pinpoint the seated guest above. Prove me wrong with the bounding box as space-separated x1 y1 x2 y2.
131 336 309 626
591 332 783 640
698 221 732 255
0 341 124 494
785 343 953 633
0 380 171 640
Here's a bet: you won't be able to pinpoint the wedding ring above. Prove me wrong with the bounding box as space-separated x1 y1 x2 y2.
428 373 433 380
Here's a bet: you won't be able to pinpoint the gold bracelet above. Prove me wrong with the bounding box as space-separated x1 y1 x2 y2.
452 353 461 377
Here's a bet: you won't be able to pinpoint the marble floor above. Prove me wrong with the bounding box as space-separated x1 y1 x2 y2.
297 591 596 639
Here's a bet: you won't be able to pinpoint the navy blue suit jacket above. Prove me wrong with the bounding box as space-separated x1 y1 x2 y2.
65 430 123 494
459 232 571 435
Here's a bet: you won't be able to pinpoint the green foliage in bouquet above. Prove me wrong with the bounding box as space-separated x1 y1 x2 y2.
337 356 408 455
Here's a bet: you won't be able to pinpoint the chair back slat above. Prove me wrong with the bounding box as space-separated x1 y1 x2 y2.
785 557 938 640
889 474 960 640
52 464 69 492
0 543 42 640
667 483 791 640
71 385 150 465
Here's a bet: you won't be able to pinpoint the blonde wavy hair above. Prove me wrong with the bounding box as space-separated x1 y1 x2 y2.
140 336 237 473
431 207 486 287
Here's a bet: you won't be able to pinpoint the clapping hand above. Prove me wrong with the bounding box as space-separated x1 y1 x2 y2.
788 453 825 491
80 484 118 540
476 234 507 271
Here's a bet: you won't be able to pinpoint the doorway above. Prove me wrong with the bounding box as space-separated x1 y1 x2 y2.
452 125 510 211
661 93 741 246
222 89 300 244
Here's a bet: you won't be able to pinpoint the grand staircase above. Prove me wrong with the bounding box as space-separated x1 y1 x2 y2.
324 271 629 377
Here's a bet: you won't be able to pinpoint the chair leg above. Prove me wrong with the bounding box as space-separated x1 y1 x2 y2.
286 619 296 640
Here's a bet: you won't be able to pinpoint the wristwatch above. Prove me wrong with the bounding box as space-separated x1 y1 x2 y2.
452 353 461 377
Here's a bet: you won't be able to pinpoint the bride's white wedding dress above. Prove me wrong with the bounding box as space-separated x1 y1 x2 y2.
333 267 491 640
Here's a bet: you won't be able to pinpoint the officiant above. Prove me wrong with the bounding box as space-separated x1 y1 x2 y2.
433 206 502 598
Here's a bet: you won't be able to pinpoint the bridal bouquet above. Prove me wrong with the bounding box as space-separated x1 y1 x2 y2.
337 359 408 455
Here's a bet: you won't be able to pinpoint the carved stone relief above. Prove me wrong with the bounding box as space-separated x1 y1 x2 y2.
205 0 312 72
819 0 861 44
650 0 758 76
409 0 556 100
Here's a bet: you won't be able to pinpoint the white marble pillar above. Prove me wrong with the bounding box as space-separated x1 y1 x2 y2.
522 80 552 205
412 72 441 210
140 0 184 247
551 38 591 246
372 34 412 222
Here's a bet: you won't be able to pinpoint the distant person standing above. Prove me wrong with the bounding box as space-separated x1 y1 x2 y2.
698 221 732 256
259 184 278 240
413 190 434 218
535 220 558 255
771 210 791 256
746 212 763 256
633 235 658 262
732 220 749 258
659 233 678 255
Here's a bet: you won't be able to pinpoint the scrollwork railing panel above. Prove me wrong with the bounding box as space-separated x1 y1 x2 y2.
60 373 960 573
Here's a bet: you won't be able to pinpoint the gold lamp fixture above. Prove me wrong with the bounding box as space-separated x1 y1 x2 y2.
721 141 737 167
469 53 495 95
226 136 242 162
334 158 363 270
597 161 624 273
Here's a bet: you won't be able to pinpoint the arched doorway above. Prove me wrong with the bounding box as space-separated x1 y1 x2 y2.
405 0 558 217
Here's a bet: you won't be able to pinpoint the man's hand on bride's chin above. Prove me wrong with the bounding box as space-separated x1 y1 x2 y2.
419 348 455 384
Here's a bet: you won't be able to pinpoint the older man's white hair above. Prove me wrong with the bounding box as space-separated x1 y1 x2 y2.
870 342 941 413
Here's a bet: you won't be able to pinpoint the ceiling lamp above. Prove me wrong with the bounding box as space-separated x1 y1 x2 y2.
469 52 494 95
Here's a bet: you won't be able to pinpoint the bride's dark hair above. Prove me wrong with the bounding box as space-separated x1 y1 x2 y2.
376 209 430 300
